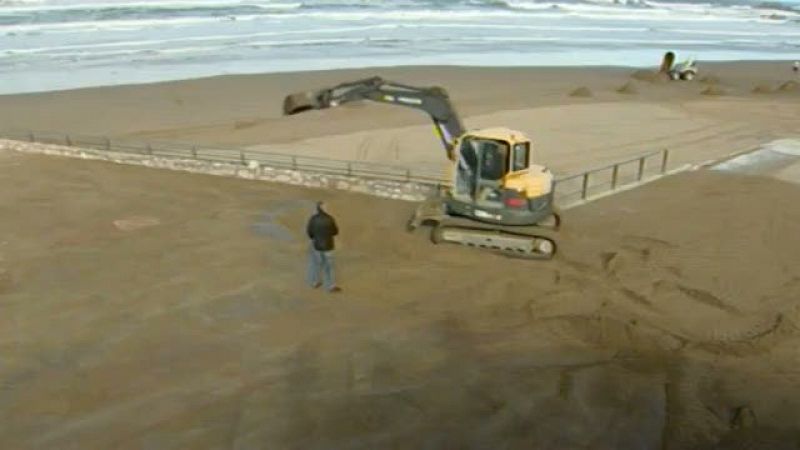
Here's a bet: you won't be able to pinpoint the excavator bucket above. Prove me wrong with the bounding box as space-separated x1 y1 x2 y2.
283 91 320 115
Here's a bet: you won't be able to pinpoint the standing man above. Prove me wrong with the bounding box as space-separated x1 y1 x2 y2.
306 201 341 293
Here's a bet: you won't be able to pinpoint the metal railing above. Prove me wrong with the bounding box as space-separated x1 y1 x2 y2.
553 149 670 206
0 128 449 185
1 128 672 204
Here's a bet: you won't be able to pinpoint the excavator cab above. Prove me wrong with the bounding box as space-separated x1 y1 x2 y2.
448 128 556 227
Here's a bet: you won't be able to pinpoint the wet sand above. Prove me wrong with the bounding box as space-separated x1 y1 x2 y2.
1 151 799 449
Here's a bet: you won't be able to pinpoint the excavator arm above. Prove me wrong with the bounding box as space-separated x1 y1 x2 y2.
282 76 466 160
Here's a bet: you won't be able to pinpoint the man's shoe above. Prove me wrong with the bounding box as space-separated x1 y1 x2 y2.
312 282 322 289
328 286 342 293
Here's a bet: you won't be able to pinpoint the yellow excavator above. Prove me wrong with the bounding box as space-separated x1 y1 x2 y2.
283 76 560 259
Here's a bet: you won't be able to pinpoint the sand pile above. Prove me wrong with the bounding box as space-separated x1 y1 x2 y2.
568 86 593 97
702 85 727 96
233 119 259 130
778 80 798 92
752 84 774 94
630 69 664 83
616 81 639 95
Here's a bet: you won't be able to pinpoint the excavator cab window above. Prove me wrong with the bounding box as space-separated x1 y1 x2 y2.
477 140 509 181
455 137 509 202
459 138 479 172
512 143 529 172
455 138 477 197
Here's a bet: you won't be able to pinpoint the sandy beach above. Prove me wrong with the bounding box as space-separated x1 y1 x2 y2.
1 61 798 174
0 61 799 449
1 149 800 449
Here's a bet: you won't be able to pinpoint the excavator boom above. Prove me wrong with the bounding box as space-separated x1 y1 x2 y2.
283 76 466 160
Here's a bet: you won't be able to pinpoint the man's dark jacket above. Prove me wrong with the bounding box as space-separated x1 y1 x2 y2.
306 210 339 251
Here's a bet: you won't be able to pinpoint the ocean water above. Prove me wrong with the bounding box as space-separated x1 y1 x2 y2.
0 0 798 94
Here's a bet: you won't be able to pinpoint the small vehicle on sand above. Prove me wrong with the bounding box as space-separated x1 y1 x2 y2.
660 52 698 81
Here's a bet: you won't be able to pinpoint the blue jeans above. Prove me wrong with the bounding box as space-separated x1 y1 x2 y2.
307 245 336 291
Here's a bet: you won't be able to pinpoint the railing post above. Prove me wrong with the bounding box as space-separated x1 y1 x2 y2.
28 131 35 142
291 156 297 170
661 149 669 174
581 172 590 200
637 157 645 182
611 164 619 189
105 137 111 151
191 146 197 159
346 162 352 176
147 143 153 155
239 150 245 165
65 134 72 147
405 168 411 182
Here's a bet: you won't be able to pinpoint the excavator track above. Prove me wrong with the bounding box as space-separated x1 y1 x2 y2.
407 198 559 260
407 198 561 260
430 222 557 260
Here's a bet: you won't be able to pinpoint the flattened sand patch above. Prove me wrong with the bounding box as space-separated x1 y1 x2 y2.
113 216 161 231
